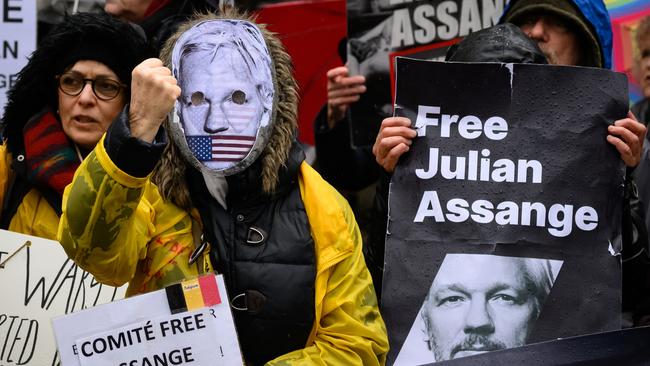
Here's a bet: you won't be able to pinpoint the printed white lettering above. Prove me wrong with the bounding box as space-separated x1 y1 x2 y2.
413 191 599 237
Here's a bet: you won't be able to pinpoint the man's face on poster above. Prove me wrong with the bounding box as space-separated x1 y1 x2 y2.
421 255 540 361
179 47 265 171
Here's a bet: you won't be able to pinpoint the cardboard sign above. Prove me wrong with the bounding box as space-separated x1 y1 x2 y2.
0 0 36 112
382 58 628 364
53 273 243 366
346 0 506 146
0 229 126 366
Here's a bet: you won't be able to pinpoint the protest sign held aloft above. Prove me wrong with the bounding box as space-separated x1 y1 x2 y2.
53 273 243 366
346 0 506 146
382 58 628 364
0 229 125 366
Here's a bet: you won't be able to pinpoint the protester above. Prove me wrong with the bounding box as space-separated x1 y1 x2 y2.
0 12 150 239
375 0 645 172
372 0 650 325
104 0 217 52
314 65 381 191
58 9 388 366
313 57 386 295
505 0 650 328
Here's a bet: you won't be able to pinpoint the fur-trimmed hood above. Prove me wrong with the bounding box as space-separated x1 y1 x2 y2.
1 12 151 155
153 8 299 209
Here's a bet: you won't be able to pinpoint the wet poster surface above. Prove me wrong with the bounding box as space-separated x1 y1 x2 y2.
382 58 628 365
346 0 507 146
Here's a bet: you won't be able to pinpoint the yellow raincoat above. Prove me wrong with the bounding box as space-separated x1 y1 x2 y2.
0 144 61 238
58 137 389 365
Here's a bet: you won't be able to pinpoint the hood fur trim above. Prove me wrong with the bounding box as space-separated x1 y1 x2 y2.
153 7 298 209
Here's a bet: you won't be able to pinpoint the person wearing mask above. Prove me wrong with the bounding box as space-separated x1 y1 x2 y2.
0 12 150 239
58 9 388 365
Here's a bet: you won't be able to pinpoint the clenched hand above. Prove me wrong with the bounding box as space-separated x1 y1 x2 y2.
129 58 181 143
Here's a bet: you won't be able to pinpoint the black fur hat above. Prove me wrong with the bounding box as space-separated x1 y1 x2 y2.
1 12 153 155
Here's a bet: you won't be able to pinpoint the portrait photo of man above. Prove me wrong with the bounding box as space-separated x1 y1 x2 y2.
394 253 563 365
170 19 275 173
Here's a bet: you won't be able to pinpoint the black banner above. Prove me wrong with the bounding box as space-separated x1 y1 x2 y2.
382 58 628 365
433 326 650 366
346 0 507 146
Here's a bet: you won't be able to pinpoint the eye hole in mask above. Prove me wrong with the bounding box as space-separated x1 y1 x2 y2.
191 91 206 106
232 90 246 105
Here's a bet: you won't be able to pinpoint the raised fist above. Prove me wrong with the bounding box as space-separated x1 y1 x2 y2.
129 58 181 143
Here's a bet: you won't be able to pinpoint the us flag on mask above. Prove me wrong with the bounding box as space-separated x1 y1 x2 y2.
186 135 255 162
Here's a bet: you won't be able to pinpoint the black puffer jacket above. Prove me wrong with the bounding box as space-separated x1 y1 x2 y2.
186 143 317 365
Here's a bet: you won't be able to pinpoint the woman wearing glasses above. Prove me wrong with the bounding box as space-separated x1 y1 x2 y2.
0 12 150 238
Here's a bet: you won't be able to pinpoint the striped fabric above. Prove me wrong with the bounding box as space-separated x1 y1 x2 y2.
165 273 222 314
23 111 79 196
186 135 255 162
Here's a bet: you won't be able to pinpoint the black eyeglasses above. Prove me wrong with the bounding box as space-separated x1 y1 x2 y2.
56 72 127 101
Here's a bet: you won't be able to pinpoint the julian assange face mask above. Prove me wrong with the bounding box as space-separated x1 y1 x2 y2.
168 19 276 176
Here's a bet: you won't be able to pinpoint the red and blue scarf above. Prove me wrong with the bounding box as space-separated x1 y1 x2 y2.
22 111 80 197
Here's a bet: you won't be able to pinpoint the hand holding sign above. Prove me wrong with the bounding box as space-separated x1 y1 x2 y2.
374 110 647 173
372 116 416 173
382 58 627 364
129 58 181 143
607 111 647 167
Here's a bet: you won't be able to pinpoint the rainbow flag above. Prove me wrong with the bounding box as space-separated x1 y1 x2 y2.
606 0 650 103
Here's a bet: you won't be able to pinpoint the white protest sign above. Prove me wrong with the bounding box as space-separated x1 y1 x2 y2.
0 0 36 111
53 274 243 366
0 229 126 366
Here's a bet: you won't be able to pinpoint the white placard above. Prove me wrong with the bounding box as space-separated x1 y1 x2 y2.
53 274 243 366
0 229 126 366
0 0 36 112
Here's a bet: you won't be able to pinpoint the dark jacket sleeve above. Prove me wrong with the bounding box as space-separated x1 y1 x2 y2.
365 170 392 300
104 105 166 177
621 169 650 325
626 98 650 325
314 106 381 191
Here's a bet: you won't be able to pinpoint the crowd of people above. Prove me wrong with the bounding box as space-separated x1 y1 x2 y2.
2 0 650 364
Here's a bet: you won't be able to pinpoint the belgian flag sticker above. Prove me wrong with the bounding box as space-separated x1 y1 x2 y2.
166 273 222 314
